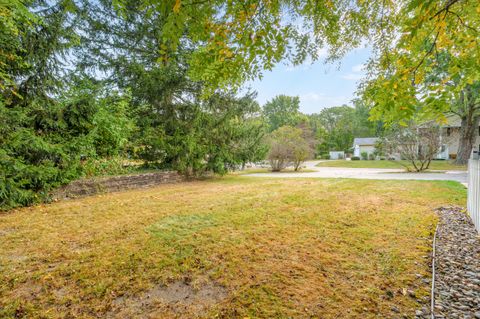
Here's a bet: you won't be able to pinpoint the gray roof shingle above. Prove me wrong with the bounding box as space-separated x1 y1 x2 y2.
353 137 378 147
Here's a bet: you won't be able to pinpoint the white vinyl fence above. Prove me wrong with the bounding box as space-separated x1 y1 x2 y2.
467 159 480 232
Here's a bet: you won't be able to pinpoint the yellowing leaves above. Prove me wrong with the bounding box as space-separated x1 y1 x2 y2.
173 0 181 13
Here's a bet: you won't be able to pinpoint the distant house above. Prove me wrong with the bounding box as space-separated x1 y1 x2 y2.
351 115 475 161
353 137 378 158
439 115 480 160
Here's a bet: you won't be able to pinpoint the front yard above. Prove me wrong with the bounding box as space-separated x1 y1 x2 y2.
317 160 467 171
0 177 466 318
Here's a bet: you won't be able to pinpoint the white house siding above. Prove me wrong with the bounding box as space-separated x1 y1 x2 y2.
443 127 480 157
360 145 375 155
353 138 379 158
354 145 360 157
354 145 376 158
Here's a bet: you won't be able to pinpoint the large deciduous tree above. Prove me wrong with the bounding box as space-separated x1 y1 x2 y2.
262 95 301 132
315 106 356 154
111 1 478 99
110 0 393 92
313 102 381 155
361 1 479 163
449 84 480 164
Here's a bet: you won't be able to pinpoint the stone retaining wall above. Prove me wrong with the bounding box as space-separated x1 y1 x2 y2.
53 171 186 200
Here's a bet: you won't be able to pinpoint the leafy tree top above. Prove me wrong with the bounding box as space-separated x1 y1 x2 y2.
263 95 301 131
361 0 480 124
111 0 479 123
111 0 381 92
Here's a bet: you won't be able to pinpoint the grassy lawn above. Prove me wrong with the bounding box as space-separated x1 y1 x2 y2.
232 168 317 175
0 177 466 318
316 160 467 171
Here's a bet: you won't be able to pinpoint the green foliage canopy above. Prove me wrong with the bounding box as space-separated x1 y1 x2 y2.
111 0 386 92
112 0 479 125
262 95 302 132
362 0 480 123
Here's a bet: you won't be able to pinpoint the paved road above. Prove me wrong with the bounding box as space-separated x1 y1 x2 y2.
246 161 468 184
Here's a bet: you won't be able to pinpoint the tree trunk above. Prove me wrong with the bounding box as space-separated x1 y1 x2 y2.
294 161 301 171
455 115 480 165
454 86 480 165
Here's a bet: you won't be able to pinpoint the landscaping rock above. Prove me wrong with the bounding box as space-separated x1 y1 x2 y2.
431 206 480 318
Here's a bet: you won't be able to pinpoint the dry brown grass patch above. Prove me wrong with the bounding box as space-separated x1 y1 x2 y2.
0 177 466 318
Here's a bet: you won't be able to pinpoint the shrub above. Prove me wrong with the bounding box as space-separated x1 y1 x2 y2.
368 153 375 160
267 126 313 171
361 151 368 160
322 153 331 160
82 157 137 178
351 156 360 160
381 122 442 171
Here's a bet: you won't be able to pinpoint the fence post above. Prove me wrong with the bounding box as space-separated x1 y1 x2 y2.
467 150 480 233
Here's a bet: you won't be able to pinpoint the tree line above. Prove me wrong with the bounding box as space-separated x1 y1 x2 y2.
2 0 477 208
0 1 367 209
262 95 382 159
1 1 267 209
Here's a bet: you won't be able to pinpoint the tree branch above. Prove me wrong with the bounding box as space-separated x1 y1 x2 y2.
430 0 461 20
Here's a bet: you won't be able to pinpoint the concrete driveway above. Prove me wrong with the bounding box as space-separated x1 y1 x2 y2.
246 161 468 184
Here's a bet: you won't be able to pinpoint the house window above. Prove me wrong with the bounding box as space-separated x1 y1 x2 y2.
447 127 451 137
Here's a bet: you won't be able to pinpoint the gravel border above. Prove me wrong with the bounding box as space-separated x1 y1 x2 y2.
430 206 480 319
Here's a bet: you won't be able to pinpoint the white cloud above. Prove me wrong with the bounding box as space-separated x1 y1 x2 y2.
340 63 366 81
341 73 364 80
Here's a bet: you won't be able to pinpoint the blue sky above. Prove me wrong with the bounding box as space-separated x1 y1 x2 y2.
245 46 372 114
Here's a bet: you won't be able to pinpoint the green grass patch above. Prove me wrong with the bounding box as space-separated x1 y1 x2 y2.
316 159 467 171
231 167 317 175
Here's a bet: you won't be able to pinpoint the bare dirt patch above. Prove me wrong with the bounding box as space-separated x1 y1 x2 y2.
5 253 28 263
0 227 16 236
11 282 43 302
108 279 228 318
